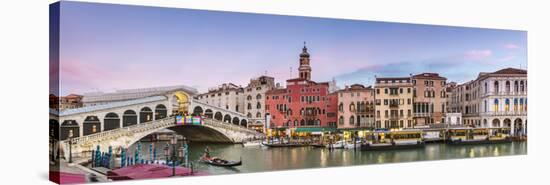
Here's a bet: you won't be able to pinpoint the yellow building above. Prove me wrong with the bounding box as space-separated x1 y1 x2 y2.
374 77 414 129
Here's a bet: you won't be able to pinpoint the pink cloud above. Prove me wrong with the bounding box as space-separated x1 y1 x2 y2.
464 50 493 60
496 55 516 62
504 43 519 49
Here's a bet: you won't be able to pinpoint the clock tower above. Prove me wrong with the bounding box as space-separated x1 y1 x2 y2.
298 42 312 80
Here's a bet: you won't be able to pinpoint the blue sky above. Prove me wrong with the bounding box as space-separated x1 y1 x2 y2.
58 1 527 95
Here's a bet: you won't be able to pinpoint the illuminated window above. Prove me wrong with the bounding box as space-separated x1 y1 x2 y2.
505 99 510 112
494 99 499 112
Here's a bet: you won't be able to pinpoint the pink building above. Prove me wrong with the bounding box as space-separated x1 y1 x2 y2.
336 84 375 129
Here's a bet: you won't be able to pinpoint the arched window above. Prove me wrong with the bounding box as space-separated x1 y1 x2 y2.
247 113 252 118
349 116 355 125
514 98 518 111
519 98 524 111
494 81 499 93
505 81 510 93
339 116 344 125
514 81 519 93
256 94 262 100
484 82 488 93
494 99 499 112
256 102 261 109
505 99 510 112
256 112 262 118
338 103 343 112
247 103 252 110
247 95 252 100
520 81 525 92
350 103 355 112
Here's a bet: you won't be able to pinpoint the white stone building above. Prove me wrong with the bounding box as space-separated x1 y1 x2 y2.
449 68 527 135
243 76 276 130
195 83 245 116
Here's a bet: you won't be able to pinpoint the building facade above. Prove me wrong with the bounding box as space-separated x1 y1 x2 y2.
195 83 245 119
448 68 527 135
336 84 375 129
244 76 276 130
411 73 447 126
59 94 84 110
374 77 414 129
265 44 338 129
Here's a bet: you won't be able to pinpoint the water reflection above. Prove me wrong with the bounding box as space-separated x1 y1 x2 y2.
127 141 526 175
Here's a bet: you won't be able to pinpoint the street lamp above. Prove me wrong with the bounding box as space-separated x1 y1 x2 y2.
182 137 188 167
68 132 74 163
170 133 178 177
163 144 169 165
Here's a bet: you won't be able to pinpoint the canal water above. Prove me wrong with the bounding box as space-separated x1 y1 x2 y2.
127 141 526 175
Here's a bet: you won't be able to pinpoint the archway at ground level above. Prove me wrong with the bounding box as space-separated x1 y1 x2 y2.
503 118 512 128
83 116 101 136
123 110 137 127
492 119 501 128
514 118 524 136
103 112 120 131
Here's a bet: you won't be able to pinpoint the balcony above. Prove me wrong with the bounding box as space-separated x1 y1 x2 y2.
479 111 526 117
413 112 433 117
481 91 527 97
389 103 399 109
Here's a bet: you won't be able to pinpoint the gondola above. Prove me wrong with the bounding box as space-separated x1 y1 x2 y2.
200 156 242 167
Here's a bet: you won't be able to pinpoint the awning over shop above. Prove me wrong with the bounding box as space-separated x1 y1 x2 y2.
295 127 337 133
338 128 373 132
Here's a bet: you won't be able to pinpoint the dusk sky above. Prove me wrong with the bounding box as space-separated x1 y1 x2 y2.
58 1 527 95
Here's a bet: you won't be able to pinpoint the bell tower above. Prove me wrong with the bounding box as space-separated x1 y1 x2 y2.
298 42 312 80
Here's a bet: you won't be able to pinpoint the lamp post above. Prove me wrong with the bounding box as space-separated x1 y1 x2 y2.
170 133 178 177
163 144 169 165
182 137 188 167
68 132 74 163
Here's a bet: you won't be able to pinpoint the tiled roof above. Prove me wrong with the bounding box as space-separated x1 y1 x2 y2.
412 73 447 80
491 68 527 75
266 89 287 94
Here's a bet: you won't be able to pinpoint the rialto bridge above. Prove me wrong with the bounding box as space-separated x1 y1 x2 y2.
50 86 264 160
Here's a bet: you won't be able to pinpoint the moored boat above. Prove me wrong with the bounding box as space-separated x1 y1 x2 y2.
242 140 262 147
447 127 512 145
361 130 424 151
326 140 345 149
262 142 309 147
344 140 362 149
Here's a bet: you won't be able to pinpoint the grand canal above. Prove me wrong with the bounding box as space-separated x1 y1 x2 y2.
127 141 527 175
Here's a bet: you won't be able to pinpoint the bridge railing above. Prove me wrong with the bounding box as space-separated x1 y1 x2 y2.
192 100 247 117
65 117 176 145
203 118 262 135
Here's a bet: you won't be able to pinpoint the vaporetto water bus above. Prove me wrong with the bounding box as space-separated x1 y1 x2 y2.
446 127 512 145
361 129 425 151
